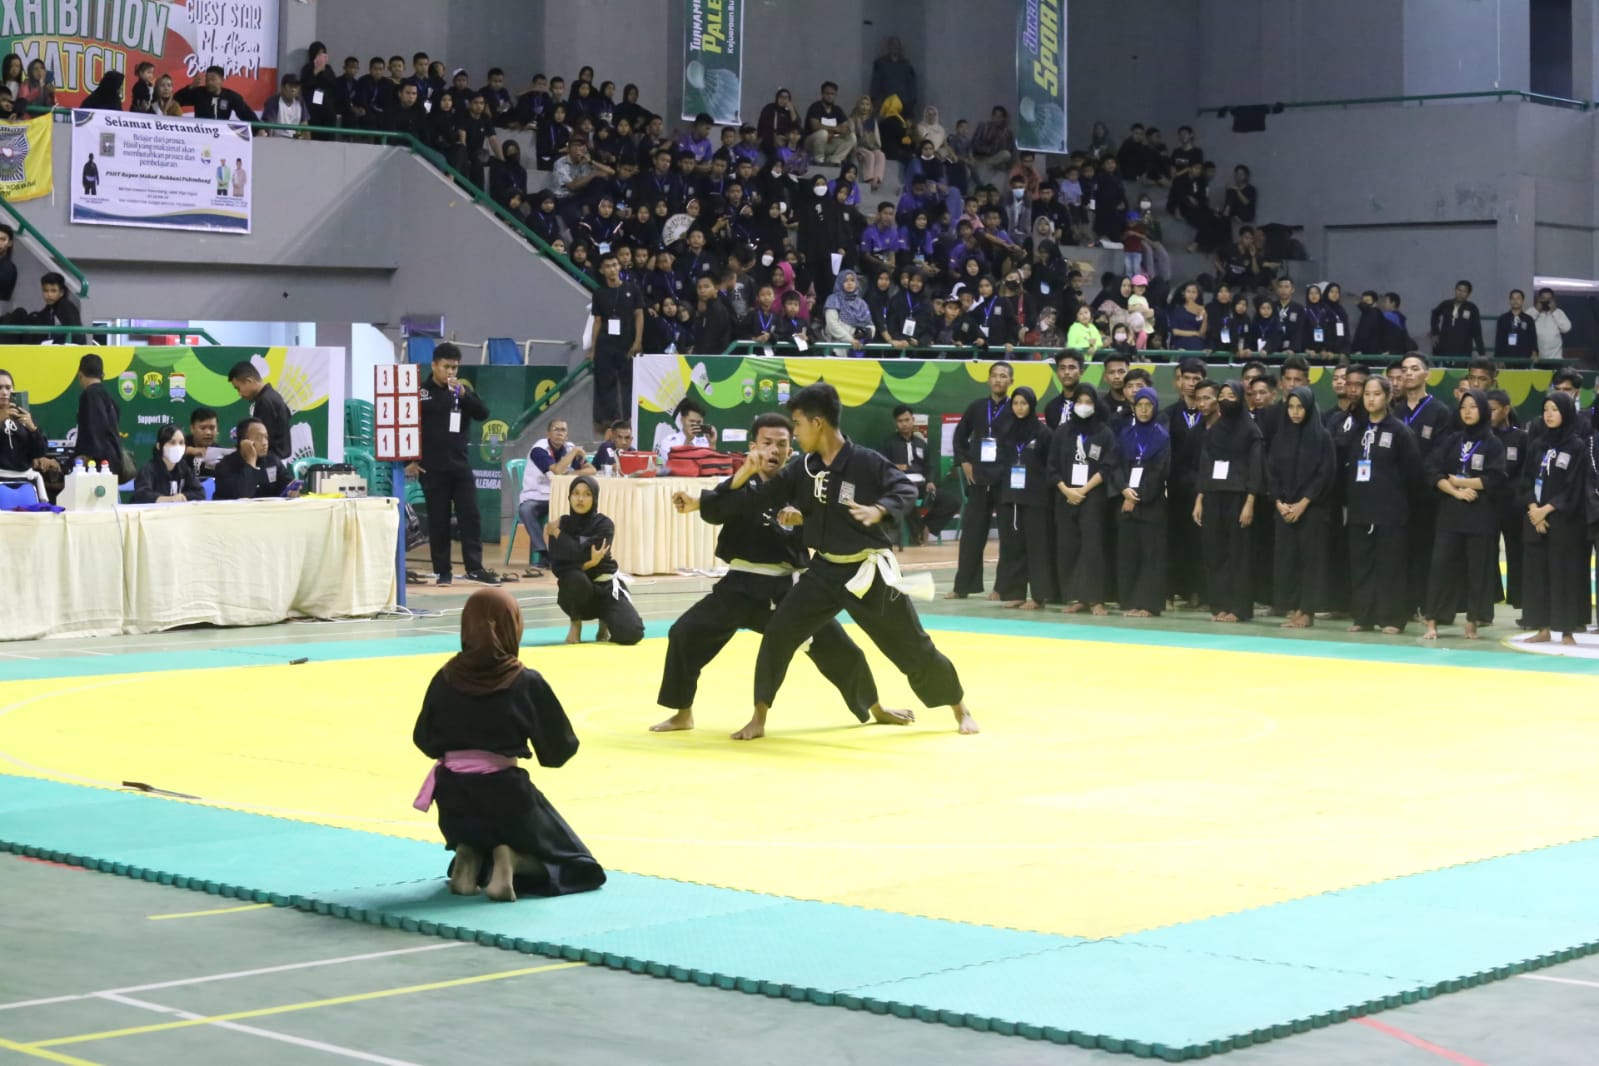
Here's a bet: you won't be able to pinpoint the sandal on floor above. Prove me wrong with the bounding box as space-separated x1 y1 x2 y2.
522 567 545 578
405 571 429 585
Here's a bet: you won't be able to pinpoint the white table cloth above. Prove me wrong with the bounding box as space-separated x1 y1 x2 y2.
546 475 721 575
0 510 125 641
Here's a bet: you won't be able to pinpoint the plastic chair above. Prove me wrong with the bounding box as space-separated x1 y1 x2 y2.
292 456 330 480
0 481 39 508
406 336 436 365
201 477 215 501
345 399 375 448
486 338 522 365
502 458 533 567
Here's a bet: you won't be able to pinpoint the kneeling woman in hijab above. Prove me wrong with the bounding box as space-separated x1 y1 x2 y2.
995 386 1054 609
1194 380 1263 623
1048 383 1119 615
412 588 606 902
548 476 645 645
1422 388 1506 640
1520 391 1590 645
1111 387 1169 617
1266 387 1336 628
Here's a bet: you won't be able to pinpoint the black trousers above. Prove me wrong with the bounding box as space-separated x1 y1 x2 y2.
658 572 875 719
1272 508 1328 615
1425 527 1497 626
1522 513 1589 633
1323 507 1350 612
422 466 482 576
1406 499 1437 613
953 480 999 594
1055 491 1109 604
1117 512 1167 614
1167 486 1203 602
995 502 1054 603
591 346 632 429
556 572 645 644
754 557 963 710
1200 493 1253 620
1348 521 1408 630
1497 501 1523 606
1251 495 1276 607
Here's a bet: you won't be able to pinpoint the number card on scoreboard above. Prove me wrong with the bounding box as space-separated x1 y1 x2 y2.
374 363 422 460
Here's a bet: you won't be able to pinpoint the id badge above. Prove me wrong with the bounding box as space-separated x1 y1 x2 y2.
1040 281 1051 294
1507 332 1518 347
979 436 997 463
979 325 991 338
1256 338 1267 351
449 411 462 433
266 466 278 484
1212 460 1230 480
1219 328 1230 345
1534 478 1544 503
794 335 809 351
1356 459 1372 483
1128 466 1144 489
763 345 775 358
311 89 325 106
1070 462 1089 486
1312 327 1325 343
1335 320 1345 337
902 316 917 336
1507 447 1519 461
606 318 622 336
169 480 178 497
1010 465 1026 490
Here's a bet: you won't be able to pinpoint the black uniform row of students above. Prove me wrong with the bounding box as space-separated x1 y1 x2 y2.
953 362 1594 642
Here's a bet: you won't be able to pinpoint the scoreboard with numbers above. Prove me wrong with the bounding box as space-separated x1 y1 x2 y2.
374 363 422 461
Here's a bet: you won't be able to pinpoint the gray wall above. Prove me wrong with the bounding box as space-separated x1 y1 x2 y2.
29 138 592 343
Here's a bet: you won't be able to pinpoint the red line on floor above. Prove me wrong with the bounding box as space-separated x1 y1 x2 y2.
1356 1016 1490 1066
13 855 83 871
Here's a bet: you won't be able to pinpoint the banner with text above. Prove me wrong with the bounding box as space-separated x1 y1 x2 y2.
0 0 279 110
1015 0 1067 153
0 112 54 201
70 108 251 232
682 0 742 126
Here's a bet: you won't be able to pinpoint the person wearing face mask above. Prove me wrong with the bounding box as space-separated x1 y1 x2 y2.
1048 384 1119 615
1344 376 1424 634
1266 387 1336 629
1421 389 1507 641
1193 381 1264 624
132 424 205 504
1519 391 1590 645
1110 387 1170 617
797 173 851 303
995 387 1055 609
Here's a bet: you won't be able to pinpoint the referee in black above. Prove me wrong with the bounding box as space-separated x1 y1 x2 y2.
409 343 499 586
588 251 645 437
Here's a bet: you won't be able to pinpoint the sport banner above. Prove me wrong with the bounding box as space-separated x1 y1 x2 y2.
70 108 251 233
0 112 53 201
0 0 279 109
682 0 742 125
457 364 573 545
1015 0 1067 153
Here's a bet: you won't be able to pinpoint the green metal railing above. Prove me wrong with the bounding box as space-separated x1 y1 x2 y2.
508 360 594 438
720 341 1560 369
1198 89 1593 116
0 194 89 296
0 323 219 343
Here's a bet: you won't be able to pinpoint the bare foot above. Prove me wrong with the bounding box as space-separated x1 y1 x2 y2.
951 702 980 734
1001 599 1024 609
1019 600 1042 611
1380 626 1402 635
985 591 1001 601
1123 608 1151 618
1063 602 1085 614
1090 603 1107 616
449 846 481 896
1214 612 1239 624
564 621 582 644
1464 623 1479 640
1562 632 1578 646
1526 628 1551 644
485 845 516 903
943 591 968 600
1347 624 1367 633
651 710 695 732
1422 623 1438 641
870 705 915 726
596 623 611 642
732 704 768 741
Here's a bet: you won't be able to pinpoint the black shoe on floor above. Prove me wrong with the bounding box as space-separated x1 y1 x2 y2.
465 569 501 585
436 573 453 586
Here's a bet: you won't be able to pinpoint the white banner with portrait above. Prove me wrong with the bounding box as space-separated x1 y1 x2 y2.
69 108 252 233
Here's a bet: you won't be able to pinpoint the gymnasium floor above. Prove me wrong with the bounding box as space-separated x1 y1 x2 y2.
2 548 1598 1065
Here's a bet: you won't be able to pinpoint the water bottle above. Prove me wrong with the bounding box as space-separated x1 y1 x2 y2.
73 457 84 473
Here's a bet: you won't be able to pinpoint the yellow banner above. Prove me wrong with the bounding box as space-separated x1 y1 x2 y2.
0 113 53 202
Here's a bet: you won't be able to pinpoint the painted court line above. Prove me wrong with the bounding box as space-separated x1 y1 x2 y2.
1520 973 1599 990
97 994 422 1066
30 961 584 1049
1354 1016 1491 1066
145 902 273 921
0 1035 103 1066
0 943 464 1013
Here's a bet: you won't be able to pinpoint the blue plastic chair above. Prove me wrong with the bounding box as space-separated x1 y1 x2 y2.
502 458 539 567
486 338 522 365
406 336 437 365
0 481 39 508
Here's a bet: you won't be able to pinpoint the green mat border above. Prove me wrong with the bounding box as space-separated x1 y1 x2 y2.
7 832 1599 1061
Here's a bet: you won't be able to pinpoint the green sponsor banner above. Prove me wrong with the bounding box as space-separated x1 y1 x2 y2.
634 354 1575 478
1015 0 1067 153
457 364 569 543
682 0 742 126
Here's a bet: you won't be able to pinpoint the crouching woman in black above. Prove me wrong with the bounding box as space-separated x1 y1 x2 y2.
413 587 606 902
548 475 645 645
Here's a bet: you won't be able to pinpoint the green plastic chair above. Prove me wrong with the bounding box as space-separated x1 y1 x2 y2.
344 399 375 448
291 456 330 480
502 458 538 567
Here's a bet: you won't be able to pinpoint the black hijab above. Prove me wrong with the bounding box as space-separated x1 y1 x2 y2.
1540 390 1581 449
1205 379 1263 460
1456 388 1492 441
1009 386 1043 446
559 475 605 537
83 71 124 111
1266 386 1331 501
1068 383 1105 428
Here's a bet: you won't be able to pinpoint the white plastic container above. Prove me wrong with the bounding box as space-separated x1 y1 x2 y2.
59 469 119 511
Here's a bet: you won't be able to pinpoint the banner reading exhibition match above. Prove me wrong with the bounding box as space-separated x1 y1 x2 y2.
1015 0 1067 153
0 0 279 109
0 112 54 202
682 0 742 125
69 108 251 233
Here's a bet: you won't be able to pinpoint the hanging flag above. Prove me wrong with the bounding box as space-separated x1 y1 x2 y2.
682 0 743 125
1016 0 1068 153
0 112 53 202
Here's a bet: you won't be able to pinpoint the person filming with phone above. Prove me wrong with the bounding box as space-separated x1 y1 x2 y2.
0 368 53 501
1530 288 1572 363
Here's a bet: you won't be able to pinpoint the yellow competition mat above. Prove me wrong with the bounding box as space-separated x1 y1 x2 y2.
2 629 1596 938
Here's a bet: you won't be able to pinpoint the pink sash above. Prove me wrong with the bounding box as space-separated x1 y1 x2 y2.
412 750 517 812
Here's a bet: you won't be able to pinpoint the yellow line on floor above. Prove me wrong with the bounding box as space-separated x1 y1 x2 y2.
0 1035 104 1065
29 961 584 1049
145 903 274 921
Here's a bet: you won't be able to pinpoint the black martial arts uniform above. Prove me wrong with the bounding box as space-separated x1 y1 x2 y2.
1108 414 1170 615
418 377 491 580
995 388 1054 604
1196 397 1265 621
548 478 645 644
1266 388 1336 618
1162 398 1206 604
413 667 606 896
1520 396 1591 635
1248 402 1284 607
1047 394 1120 607
882 430 957 540
1494 420 1528 606
1320 403 1363 614
131 457 205 503
661 473 876 718
1394 392 1452 614
212 450 290 499
951 392 1015 595
1424 404 1506 627
250 383 294 462
709 440 965 711
1345 414 1423 631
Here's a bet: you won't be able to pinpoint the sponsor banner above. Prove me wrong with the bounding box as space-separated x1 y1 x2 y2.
682 0 742 125
1015 0 1067 153
70 107 251 233
0 112 53 201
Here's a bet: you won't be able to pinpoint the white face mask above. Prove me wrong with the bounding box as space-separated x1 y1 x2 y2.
1012 188 1024 199
760 253 774 267
813 185 828 197
1073 402 1096 420
1114 332 1128 344
1139 201 1151 211
163 443 186 464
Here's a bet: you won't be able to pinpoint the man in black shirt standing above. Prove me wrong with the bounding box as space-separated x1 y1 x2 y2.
588 252 645 437
226 361 292 461
408 344 497 585
174 66 259 121
454 93 501 191
71 353 122 472
948 361 1014 598
1493 289 1537 361
1428 280 1485 357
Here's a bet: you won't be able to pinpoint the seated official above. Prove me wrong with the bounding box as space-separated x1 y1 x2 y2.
590 420 633 472
184 406 223 475
213 418 294 500
132 424 205 503
654 398 716 465
882 404 957 544
518 418 594 573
